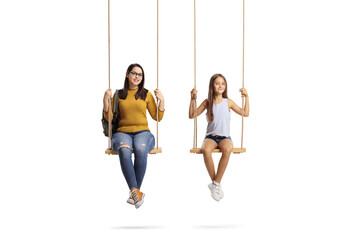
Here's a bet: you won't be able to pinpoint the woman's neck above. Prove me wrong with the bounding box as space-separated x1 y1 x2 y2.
129 85 139 90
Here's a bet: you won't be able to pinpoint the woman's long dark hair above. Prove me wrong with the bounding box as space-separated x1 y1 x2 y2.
119 63 148 100
206 73 228 121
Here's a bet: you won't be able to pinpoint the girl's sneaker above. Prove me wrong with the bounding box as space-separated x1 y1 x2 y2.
208 181 223 201
130 188 145 209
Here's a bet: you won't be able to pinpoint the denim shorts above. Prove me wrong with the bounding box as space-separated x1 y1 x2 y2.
204 135 232 145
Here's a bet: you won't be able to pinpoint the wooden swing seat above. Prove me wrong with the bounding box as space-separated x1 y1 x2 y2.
105 147 162 155
190 148 246 154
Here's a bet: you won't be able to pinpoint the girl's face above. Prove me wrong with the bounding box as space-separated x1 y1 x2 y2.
213 76 226 95
127 66 143 89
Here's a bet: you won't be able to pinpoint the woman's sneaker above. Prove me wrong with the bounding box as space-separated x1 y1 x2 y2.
208 181 224 201
127 193 135 205
130 188 145 209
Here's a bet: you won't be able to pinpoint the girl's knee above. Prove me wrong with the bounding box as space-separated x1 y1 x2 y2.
203 148 213 156
221 146 232 155
219 140 233 155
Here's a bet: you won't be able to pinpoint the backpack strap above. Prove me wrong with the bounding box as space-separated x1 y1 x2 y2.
112 89 119 114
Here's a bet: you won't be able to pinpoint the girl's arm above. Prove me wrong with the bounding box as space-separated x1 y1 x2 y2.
189 89 207 119
229 88 249 117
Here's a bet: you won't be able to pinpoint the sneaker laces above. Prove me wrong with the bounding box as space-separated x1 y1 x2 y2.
214 185 221 195
131 189 139 202
211 182 221 194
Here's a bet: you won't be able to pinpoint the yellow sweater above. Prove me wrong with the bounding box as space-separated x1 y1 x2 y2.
104 89 164 133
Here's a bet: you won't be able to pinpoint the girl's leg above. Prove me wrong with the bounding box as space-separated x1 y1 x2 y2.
202 139 218 181
133 131 155 189
215 139 233 183
112 133 137 189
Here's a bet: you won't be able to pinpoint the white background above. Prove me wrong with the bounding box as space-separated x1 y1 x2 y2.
1 0 360 239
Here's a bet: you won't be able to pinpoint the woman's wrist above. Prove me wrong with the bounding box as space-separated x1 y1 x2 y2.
158 105 165 111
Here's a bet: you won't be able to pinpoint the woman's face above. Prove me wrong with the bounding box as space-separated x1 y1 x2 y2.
127 66 143 89
213 76 226 95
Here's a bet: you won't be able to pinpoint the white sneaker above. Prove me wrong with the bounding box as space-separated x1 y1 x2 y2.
208 182 223 201
217 182 224 199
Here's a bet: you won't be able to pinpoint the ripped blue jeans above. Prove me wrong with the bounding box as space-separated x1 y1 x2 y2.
111 130 155 190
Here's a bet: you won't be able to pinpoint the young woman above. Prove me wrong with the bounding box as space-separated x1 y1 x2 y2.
189 73 249 201
103 63 165 209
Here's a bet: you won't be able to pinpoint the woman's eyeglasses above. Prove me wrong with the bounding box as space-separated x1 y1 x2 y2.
130 71 143 78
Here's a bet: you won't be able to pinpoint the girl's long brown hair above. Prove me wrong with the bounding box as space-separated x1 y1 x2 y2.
206 73 228 121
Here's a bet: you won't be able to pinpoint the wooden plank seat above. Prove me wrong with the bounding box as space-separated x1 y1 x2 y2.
190 148 246 154
105 147 162 155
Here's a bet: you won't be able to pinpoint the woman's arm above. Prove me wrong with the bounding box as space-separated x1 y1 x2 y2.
229 88 249 117
147 90 165 121
189 89 207 119
103 88 114 121
103 88 112 112
154 88 165 111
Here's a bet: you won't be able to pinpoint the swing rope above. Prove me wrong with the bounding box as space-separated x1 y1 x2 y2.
156 0 159 150
193 0 198 149
107 0 112 151
191 0 246 154
241 0 245 149
106 0 161 154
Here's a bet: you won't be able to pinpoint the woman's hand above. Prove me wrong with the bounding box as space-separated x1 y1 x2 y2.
191 88 198 99
154 88 165 111
154 88 164 102
103 88 112 112
240 88 248 97
104 88 112 101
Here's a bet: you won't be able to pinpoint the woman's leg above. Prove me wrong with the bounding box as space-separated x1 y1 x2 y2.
133 131 155 189
202 139 218 181
112 132 138 190
215 139 233 183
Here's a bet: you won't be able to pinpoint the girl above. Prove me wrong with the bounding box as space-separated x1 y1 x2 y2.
189 73 249 201
103 63 165 209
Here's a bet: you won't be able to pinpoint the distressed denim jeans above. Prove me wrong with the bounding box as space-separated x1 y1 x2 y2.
111 130 155 190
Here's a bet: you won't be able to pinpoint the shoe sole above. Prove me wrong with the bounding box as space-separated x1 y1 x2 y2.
211 195 220 201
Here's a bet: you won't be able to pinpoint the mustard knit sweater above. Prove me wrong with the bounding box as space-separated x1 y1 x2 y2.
104 89 164 133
